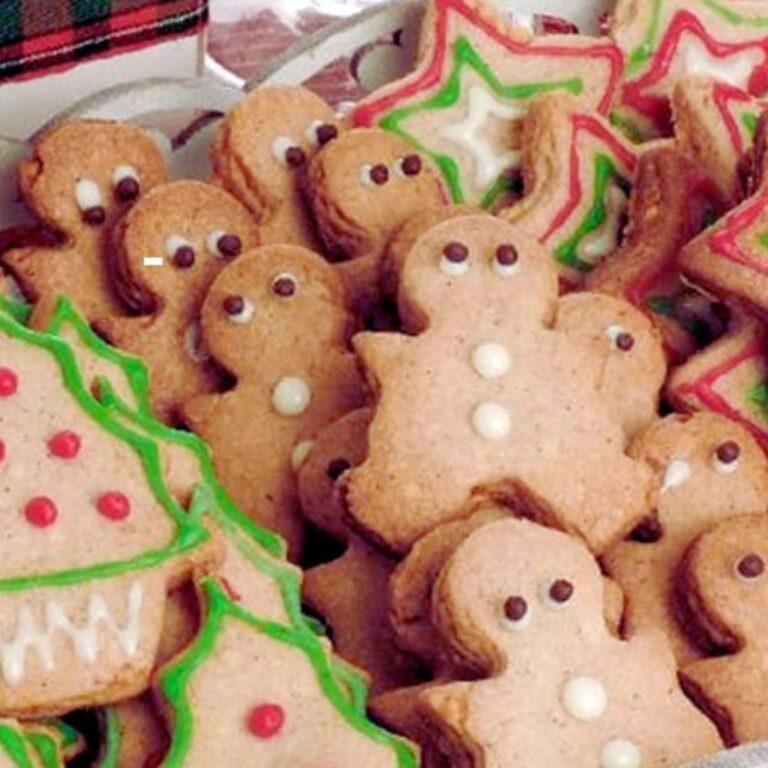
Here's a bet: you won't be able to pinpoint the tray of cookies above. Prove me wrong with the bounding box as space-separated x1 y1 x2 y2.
2 0 768 766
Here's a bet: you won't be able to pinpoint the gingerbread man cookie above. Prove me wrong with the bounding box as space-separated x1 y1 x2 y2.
182 245 367 557
352 0 622 209
419 518 722 767
500 95 640 286
212 86 340 250
99 180 260 424
1 120 166 327
346 214 662 555
679 514 768 746
610 0 768 139
587 144 727 362
307 128 446 316
603 412 768 665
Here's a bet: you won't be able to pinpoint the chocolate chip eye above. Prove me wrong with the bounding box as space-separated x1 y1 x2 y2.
272 137 306 168
208 231 242 259
315 123 338 146
285 146 306 168
443 242 469 263
615 332 635 351
326 457 351 481
112 165 141 203
399 154 422 177
504 595 528 623
493 244 520 277
716 441 740 465
173 245 195 269
549 579 574 604
82 206 106 226
736 553 765 581
630 513 663 543
272 273 297 298
222 294 254 325
368 164 390 186
75 178 106 226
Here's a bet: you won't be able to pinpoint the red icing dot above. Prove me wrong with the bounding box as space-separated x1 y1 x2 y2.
0 440 6 463
0 368 18 397
25 497 58 527
96 492 131 521
48 431 81 459
247 704 285 739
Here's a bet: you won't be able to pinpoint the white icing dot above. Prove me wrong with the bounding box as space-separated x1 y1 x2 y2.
165 235 192 257
207 231 227 259
440 256 470 277
272 136 297 165
75 178 103 211
472 402 511 441
359 164 374 187
305 120 324 144
712 451 740 475
227 298 255 325
562 676 608 721
291 440 314 471
605 325 628 347
272 377 312 417
601 739 642 768
661 460 691 493
184 322 209 363
502 605 532 633
112 164 139 186
492 258 520 278
471 342 511 379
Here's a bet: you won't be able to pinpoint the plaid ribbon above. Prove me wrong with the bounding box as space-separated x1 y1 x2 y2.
0 0 207 83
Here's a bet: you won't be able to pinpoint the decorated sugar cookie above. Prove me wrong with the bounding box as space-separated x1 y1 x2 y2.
346 214 663 555
182 245 367 557
611 0 768 139
500 95 639 285
667 303 768 451
603 413 768 665
419 518 722 767
0 718 82 767
306 128 446 317
98 181 260 424
680 514 768 746
587 144 727 362
0 120 166 327
0 311 216 717
352 0 623 209
213 86 340 250
673 77 766 204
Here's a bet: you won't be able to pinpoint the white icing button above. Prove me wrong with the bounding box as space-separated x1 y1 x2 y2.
272 377 312 417
184 323 210 363
207 230 227 259
165 235 192 257
601 739 642 768
112 164 139 185
472 402 511 441
661 460 691 493
227 298 255 325
492 258 520 278
291 440 314 471
471 342 511 379
440 256 470 277
272 136 296 165
75 179 102 211
562 676 608 721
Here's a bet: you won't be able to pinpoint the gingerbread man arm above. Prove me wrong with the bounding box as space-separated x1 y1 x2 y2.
353 331 410 388
180 392 223 436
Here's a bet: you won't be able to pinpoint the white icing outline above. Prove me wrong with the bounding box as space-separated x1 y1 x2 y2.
577 183 629 265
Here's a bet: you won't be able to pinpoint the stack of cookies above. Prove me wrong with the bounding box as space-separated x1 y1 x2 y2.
4 0 768 765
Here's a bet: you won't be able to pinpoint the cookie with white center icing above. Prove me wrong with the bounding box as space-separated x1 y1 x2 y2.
182 245 366 558
499 95 640 286
419 518 722 767
0 120 166 328
96 181 260 425
610 0 768 140
306 128 447 317
679 514 768 746
603 412 768 666
587 144 727 364
212 86 341 251
0 307 217 717
345 214 661 555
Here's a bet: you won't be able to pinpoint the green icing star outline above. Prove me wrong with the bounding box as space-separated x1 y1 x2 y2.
380 34 583 207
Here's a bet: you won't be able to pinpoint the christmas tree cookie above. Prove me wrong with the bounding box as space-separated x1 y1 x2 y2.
352 0 622 209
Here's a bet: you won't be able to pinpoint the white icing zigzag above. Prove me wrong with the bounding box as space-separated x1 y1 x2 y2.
0 581 143 685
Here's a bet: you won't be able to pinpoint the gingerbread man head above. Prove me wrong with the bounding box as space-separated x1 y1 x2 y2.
2 119 166 325
213 86 340 249
420 518 722 767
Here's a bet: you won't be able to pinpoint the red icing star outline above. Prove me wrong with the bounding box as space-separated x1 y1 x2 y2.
708 186 768 276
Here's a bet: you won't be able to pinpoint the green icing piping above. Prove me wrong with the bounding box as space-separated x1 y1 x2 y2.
0 295 32 326
157 579 417 768
743 111 759 137
381 35 582 206
0 306 210 592
748 379 768 423
94 708 120 768
0 724 37 768
554 154 628 272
